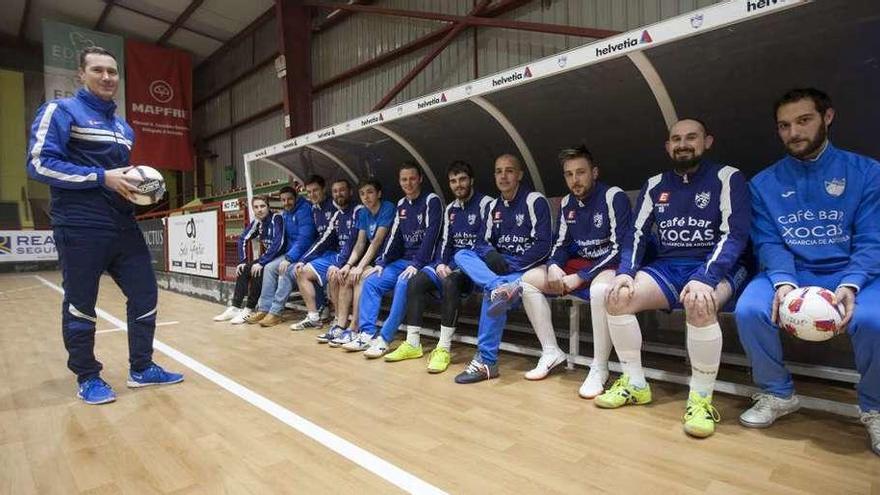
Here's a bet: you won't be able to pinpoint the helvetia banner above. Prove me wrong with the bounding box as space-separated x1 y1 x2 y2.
125 39 193 171
42 20 126 116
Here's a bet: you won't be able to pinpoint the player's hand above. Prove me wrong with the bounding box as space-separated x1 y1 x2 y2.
399 266 418 281
364 265 383 279
547 264 567 294
833 286 856 329
771 284 796 325
104 167 139 201
236 263 247 276
338 264 351 282
607 274 635 306
250 263 263 277
349 265 364 283
293 262 305 275
562 274 584 294
436 264 452 279
680 280 717 318
278 259 291 276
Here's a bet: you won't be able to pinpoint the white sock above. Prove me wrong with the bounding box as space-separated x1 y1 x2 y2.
307 311 319 321
687 322 723 397
405 325 421 347
607 313 646 388
521 281 559 353
438 325 455 350
589 282 611 372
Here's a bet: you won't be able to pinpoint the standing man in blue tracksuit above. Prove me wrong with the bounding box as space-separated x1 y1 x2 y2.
213 195 286 324
292 179 360 332
515 146 633 395
600 118 751 439
734 88 880 455
349 162 442 355
26 47 183 405
453 154 553 384
249 185 316 325
370 160 493 371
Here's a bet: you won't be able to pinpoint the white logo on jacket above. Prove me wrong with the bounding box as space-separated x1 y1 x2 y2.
825 178 845 197
515 213 525 227
593 212 603 228
694 191 711 209
467 213 476 225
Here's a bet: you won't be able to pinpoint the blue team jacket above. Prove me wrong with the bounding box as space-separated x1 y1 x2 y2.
750 142 880 291
26 88 137 229
312 197 338 238
238 212 286 265
377 191 443 269
619 161 751 287
302 203 364 267
436 191 494 269
475 185 553 272
283 197 317 263
548 182 633 280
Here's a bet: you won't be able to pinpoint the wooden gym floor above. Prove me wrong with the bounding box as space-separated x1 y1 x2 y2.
0 272 877 494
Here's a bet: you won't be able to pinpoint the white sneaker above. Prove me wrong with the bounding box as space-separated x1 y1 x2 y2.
342 332 371 352
290 316 322 331
578 366 609 399
229 308 252 325
364 337 389 359
213 306 240 322
524 349 567 380
739 393 801 428
861 410 880 456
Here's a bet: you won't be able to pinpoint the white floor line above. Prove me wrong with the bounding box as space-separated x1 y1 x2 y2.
97 321 179 334
34 275 446 495
0 284 44 295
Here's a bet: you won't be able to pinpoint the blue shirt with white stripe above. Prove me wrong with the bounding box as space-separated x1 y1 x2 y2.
548 182 633 280
26 88 137 229
436 191 494 269
474 185 553 273
301 203 364 267
377 190 443 269
618 161 751 287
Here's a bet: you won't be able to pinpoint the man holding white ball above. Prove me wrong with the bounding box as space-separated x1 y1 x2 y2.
735 88 880 456
26 46 183 405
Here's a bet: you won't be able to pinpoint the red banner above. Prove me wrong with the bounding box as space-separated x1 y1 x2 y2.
125 40 193 171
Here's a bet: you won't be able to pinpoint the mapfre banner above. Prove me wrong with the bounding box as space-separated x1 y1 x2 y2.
125 40 193 171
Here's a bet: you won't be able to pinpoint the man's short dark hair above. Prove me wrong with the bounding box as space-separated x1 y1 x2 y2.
558 145 596 167
305 174 325 189
358 178 382 193
78 47 117 69
252 195 270 206
279 186 296 196
775 88 833 118
447 160 473 178
331 178 352 190
398 161 421 176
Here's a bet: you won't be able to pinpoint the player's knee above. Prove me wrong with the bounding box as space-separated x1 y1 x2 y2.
589 282 609 304
684 308 717 327
733 293 770 326
605 296 628 316
850 305 880 337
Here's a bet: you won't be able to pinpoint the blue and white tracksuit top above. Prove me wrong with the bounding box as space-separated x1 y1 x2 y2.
474 185 553 272
435 192 494 270
312 197 338 239
377 191 443 269
301 203 364 267
619 161 751 287
750 142 880 291
237 212 286 265
548 182 633 280
26 88 136 230
283 197 317 263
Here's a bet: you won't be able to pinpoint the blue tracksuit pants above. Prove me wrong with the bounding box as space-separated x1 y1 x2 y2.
55 227 158 383
359 259 414 338
735 271 880 411
454 250 522 365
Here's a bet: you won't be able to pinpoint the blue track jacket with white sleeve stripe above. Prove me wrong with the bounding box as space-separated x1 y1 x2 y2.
237 212 286 265
474 185 553 272
376 191 443 269
618 161 751 287
26 88 137 229
301 203 364 267
750 143 880 291
548 182 633 280
435 192 494 269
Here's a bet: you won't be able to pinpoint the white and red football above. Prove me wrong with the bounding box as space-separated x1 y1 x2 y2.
778 286 845 342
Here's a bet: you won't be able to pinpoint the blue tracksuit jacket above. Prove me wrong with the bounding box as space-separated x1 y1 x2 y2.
436 192 494 269
377 191 443 269
238 212 286 265
474 185 553 272
302 203 364 267
283 197 317 263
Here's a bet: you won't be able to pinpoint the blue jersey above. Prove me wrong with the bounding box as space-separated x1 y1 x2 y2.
302 203 364 267
378 191 443 269
436 192 494 269
26 88 136 229
751 143 880 291
549 182 633 280
619 161 750 287
356 200 396 241
475 185 552 272
282 197 317 263
238 212 286 265
312 197 338 238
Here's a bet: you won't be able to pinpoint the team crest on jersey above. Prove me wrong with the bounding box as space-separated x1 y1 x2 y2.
325 211 332 220
417 213 424 225
825 178 845 197
567 210 576 221
593 212 604 228
467 213 477 225
694 191 711 209
399 208 407 219
515 213 525 227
